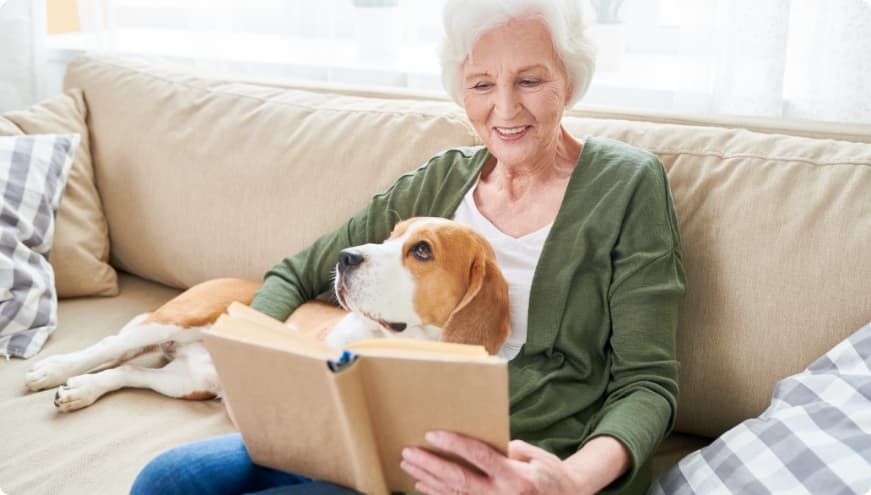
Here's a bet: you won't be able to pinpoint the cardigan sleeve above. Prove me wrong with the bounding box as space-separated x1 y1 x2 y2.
250 148 482 321
583 155 687 490
250 206 376 321
251 170 422 321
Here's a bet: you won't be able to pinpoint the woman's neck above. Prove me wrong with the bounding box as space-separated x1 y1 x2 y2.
472 126 584 237
482 125 583 199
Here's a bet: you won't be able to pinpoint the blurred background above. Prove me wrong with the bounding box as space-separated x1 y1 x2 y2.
1 0 869 124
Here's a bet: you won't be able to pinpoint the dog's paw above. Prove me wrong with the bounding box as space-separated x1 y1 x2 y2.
25 356 77 391
53 375 103 412
323 328 347 350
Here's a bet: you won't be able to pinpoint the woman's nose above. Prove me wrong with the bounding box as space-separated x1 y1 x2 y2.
494 86 521 118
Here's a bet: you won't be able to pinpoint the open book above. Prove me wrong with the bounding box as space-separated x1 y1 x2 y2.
202 302 510 495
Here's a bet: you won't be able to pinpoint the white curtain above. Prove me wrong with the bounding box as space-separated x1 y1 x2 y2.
653 0 871 123
668 0 793 117
73 0 446 89
783 0 871 123
0 0 41 113
9 0 871 124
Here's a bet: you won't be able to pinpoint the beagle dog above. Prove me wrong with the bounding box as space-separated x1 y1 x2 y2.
24 217 510 412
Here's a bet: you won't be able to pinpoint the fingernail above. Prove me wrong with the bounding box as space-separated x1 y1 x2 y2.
425 431 438 443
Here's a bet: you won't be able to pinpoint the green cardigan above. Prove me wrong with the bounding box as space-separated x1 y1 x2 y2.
252 137 686 493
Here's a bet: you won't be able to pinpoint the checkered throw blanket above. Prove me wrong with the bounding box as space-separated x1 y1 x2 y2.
650 321 871 495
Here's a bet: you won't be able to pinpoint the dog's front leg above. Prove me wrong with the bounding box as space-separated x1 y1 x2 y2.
324 312 381 350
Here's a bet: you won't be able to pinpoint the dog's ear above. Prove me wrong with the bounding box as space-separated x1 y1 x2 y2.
441 246 510 355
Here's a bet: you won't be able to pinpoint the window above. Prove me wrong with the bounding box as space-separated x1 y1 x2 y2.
45 0 871 124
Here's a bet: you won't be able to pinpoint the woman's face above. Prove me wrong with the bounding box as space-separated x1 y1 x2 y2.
461 18 570 169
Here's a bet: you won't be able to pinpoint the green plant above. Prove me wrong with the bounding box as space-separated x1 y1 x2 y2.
590 0 625 24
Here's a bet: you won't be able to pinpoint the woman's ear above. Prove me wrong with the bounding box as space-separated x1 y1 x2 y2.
562 64 575 106
441 249 510 355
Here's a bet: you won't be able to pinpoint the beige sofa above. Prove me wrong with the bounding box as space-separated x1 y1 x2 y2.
1 54 869 494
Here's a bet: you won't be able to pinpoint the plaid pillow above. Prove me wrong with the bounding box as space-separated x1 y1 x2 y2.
0 134 78 358
649 321 871 495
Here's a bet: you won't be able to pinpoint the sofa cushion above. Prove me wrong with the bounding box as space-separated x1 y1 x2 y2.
0 90 119 298
0 274 234 494
63 55 478 290
0 116 20 135
0 134 77 358
559 117 871 438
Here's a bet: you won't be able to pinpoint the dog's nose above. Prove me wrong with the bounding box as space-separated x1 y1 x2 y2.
338 249 365 274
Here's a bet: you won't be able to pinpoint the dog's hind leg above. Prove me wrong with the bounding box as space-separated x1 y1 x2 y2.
24 314 186 392
53 342 219 412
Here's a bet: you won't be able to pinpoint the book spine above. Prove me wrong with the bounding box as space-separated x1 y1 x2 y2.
327 356 389 495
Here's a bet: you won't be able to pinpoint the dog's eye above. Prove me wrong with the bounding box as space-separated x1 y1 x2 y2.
410 241 433 261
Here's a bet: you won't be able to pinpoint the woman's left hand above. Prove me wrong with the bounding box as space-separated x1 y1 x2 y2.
400 431 591 495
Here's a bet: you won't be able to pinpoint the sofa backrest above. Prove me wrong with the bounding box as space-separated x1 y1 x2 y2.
64 55 477 291
64 55 871 439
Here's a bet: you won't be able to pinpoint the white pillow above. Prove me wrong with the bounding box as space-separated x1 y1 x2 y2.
0 134 78 358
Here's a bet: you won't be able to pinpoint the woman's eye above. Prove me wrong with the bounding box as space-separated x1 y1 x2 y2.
411 242 433 261
519 79 540 87
472 82 493 90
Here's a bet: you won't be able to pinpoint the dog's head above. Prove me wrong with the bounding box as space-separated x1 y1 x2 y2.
334 217 510 355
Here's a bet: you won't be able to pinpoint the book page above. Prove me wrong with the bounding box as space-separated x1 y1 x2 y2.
211 304 336 359
347 339 496 361
326 361 389 494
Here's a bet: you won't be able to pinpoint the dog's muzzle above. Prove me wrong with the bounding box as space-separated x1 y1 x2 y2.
335 248 407 333
337 248 364 275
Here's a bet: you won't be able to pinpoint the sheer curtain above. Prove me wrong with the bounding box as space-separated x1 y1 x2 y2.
783 0 871 123
67 0 447 89
20 0 871 124
667 0 794 117
0 0 41 113
653 0 871 123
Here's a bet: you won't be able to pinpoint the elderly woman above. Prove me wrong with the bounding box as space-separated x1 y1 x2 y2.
131 0 685 494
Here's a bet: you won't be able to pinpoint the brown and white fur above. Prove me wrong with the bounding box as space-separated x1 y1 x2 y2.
25 218 510 412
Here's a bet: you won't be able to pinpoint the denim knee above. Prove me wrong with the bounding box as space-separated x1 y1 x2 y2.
130 433 309 495
131 445 194 495
130 433 252 494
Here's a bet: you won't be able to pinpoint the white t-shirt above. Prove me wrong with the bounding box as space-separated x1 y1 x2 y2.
452 183 551 360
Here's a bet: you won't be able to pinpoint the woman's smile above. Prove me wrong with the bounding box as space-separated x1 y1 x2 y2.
494 125 530 140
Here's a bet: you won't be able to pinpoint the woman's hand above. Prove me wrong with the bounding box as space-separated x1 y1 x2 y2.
400 431 593 495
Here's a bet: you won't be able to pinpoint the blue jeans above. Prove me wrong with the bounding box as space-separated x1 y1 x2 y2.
130 433 360 495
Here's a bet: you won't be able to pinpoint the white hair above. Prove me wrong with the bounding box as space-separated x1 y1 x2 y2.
438 0 596 108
